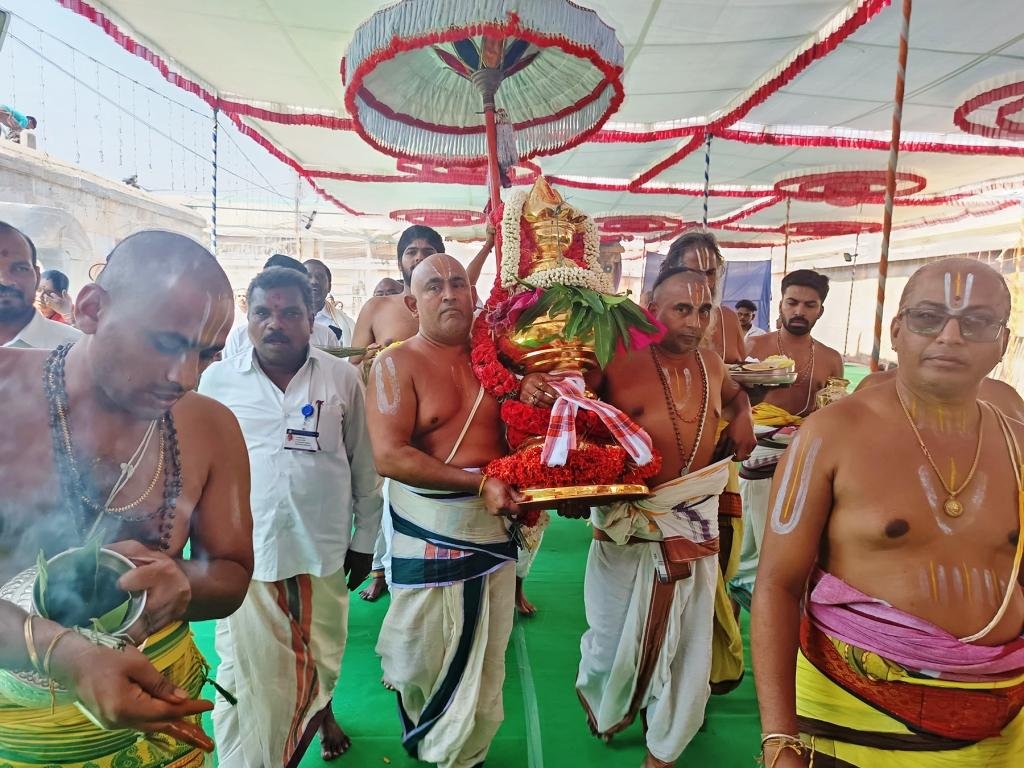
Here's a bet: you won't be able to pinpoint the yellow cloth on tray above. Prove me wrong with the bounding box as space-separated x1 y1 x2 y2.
751 402 804 428
0 622 209 768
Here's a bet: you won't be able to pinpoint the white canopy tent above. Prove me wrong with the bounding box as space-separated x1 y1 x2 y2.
48 0 1024 256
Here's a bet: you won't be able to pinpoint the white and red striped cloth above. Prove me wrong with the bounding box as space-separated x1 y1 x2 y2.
541 374 654 468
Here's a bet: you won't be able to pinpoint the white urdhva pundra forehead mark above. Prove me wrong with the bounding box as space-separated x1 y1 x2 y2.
375 356 400 415
943 271 975 311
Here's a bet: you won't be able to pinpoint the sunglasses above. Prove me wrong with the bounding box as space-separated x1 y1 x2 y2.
898 307 1006 342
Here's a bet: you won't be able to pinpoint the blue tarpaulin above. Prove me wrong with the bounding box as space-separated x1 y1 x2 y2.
641 252 773 331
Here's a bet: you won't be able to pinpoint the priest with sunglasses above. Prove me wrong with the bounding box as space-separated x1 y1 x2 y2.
753 257 1024 767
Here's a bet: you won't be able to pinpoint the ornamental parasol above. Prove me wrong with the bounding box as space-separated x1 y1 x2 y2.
344 0 625 213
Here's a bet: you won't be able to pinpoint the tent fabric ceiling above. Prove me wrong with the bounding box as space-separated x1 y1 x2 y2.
56 0 1024 250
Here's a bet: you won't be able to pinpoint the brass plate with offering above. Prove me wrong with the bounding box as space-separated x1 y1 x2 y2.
729 355 797 387
517 483 651 514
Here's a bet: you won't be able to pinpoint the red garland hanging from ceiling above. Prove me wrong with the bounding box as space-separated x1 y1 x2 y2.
773 169 926 206
395 159 541 185
954 78 1024 140
596 214 683 236
390 209 487 227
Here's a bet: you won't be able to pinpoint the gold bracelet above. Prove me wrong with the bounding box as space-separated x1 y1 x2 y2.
759 734 814 768
24 615 42 674
477 474 489 497
42 628 75 679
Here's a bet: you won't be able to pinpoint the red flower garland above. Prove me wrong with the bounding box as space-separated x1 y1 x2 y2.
470 313 613 446
501 400 610 446
471 315 519 400
485 444 662 491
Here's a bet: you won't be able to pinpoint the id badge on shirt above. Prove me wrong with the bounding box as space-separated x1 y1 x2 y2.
284 428 320 452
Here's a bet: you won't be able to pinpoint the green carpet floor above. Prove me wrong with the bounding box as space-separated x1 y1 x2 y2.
192 513 763 767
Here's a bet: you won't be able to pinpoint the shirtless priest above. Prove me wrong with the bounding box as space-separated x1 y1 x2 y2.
356 225 496 603
366 253 524 768
576 267 756 768
754 258 1024 766
730 269 844 610
0 231 253 766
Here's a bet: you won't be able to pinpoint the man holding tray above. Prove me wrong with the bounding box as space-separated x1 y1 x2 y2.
731 269 843 610
576 267 756 768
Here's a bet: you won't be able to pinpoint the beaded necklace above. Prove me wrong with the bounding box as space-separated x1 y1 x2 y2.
651 346 709 475
44 344 182 550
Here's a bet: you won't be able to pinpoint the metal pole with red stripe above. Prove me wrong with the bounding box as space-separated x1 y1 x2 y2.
871 0 913 371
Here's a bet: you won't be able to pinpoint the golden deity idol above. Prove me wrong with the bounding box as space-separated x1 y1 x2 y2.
521 177 590 274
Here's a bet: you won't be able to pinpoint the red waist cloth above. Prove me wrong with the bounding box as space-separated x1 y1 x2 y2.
801 617 1024 742
718 490 742 518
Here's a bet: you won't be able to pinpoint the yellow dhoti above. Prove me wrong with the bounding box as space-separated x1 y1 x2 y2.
796 646 1024 767
0 622 208 768
710 443 744 692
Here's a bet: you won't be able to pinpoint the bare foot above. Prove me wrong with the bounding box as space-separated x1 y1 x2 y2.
319 710 351 761
642 751 674 768
515 577 536 617
359 575 388 602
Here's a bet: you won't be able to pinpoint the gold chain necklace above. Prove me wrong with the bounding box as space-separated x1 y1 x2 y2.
895 386 984 518
651 347 709 475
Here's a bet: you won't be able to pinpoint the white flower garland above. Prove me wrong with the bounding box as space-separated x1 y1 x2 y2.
499 187 609 293
500 189 530 289
527 266 612 292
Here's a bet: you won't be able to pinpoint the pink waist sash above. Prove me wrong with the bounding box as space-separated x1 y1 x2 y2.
806 569 1024 681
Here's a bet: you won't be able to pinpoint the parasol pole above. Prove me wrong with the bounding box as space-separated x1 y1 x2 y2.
483 97 502 212
871 0 912 371
472 66 505 214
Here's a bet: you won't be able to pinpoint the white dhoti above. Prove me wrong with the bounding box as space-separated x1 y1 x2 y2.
213 567 349 768
516 510 549 580
377 480 517 768
577 460 730 763
370 478 394 582
731 420 799 608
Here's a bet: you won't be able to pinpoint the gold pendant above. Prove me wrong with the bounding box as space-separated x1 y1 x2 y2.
943 497 964 518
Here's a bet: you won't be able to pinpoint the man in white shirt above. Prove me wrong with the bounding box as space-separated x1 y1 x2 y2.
305 259 353 347
735 299 766 341
200 266 381 766
0 222 81 348
222 255 336 358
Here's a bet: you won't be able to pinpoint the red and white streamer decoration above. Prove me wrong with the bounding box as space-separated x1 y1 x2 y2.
390 209 486 228
773 168 926 206
954 75 1024 140
541 375 654 468
596 214 682 237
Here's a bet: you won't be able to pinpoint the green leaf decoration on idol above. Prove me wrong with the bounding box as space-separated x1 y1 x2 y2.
511 283 658 367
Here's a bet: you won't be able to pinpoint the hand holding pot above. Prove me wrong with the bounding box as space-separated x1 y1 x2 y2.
107 540 191 642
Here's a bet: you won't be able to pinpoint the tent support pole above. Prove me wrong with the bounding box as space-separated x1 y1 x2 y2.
871 0 912 371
